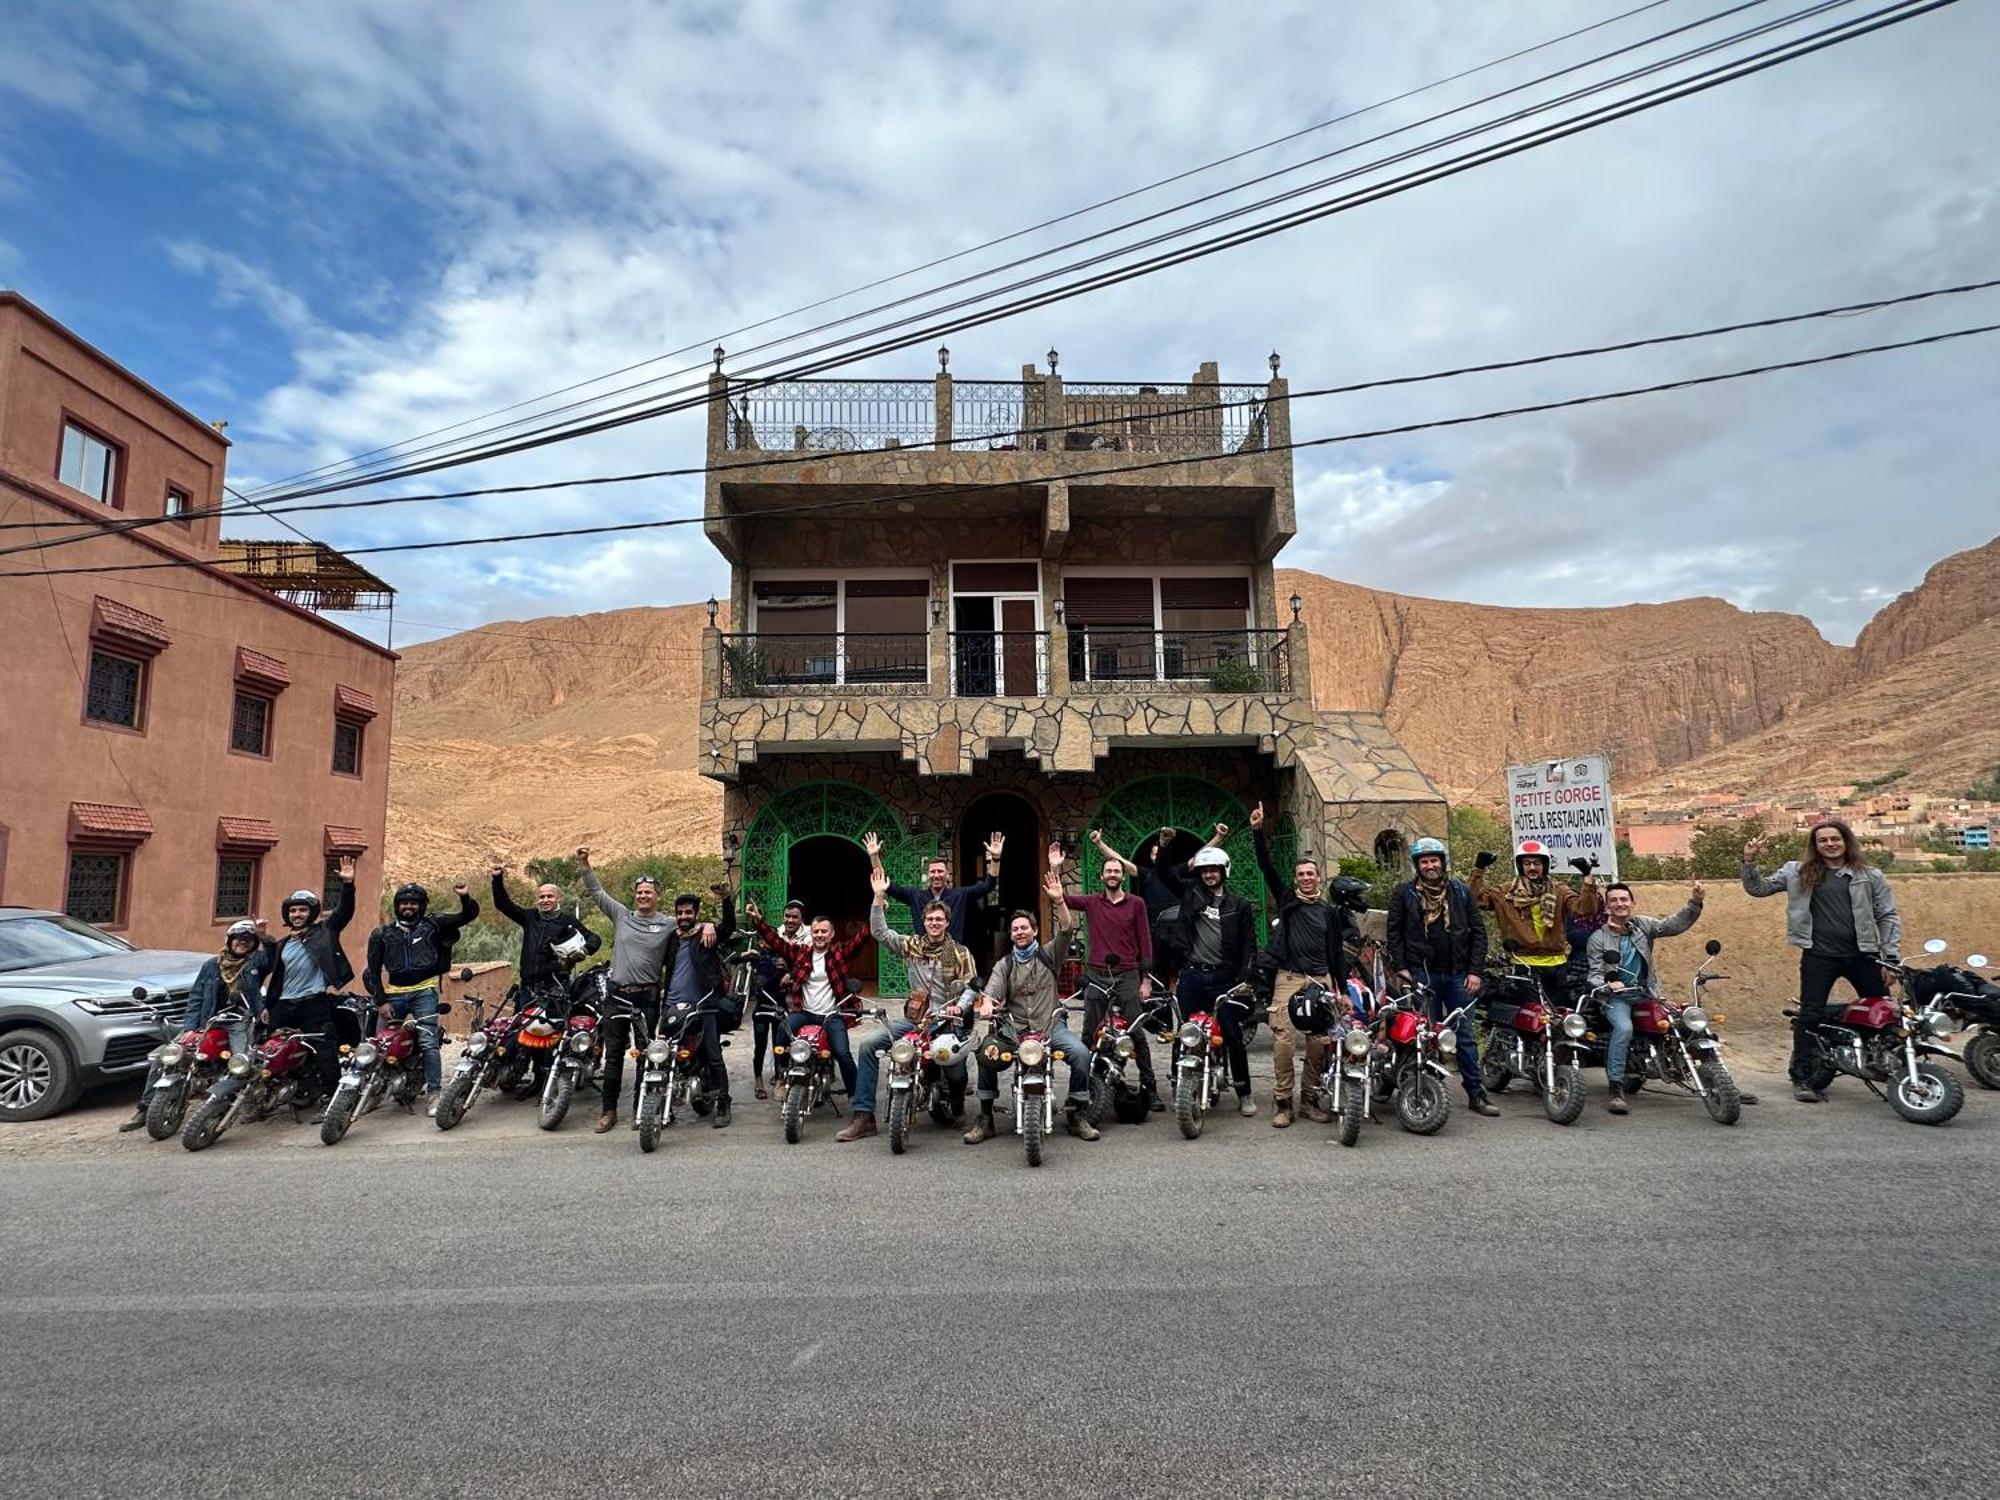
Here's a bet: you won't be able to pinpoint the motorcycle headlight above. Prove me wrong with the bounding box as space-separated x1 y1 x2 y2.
226 1055 254 1078
351 1042 380 1068
465 1035 490 1055
888 1039 918 1068
1561 1012 1587 1039
1113 1036 1134 1060
153 1043 185 1069
1018 1038 1047 1069
1681 1007 1710 1034
1923 1010 1951 1037
645 1039 673 1065
1177 1022 1204 1051
1342 1030 1370 1060
568 1030 595 1053
1435 1029 1456 1054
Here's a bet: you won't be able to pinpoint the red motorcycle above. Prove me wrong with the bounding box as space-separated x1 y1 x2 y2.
433 980 535 1131
778 993 876 1145
180 1024 331 1151
1171 981 1256 1140
319 1005 442 1146
1789 985 1964 1126
1477 963 1588 1126
141 1003 249 1140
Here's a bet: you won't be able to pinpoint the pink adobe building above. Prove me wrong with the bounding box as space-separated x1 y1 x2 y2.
0 292 395 971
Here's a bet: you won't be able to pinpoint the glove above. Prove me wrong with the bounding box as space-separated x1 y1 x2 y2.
1473 851 1497 870
1569 857 1594 874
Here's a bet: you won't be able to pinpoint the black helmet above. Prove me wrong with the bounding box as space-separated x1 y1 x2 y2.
283 889 321 923
1287 980 1340 1036
393 882 429 917
1112 1080 1151 1125
1329 875 1371 913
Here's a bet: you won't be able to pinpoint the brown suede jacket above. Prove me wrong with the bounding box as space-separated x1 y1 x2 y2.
1468 867 1602 961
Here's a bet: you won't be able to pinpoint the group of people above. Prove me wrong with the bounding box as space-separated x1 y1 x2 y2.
120 805 1906 1137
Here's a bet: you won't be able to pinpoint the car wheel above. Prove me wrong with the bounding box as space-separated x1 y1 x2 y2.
0 1029 80 1122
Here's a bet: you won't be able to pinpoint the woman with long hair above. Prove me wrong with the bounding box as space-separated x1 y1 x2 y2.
1742 818 1902 1102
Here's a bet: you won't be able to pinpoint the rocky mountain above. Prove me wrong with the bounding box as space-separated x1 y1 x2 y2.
386 538 1999 874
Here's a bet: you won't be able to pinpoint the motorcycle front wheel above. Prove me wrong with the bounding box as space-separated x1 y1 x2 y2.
1480 1035 1513 1095
1543 1064 1587 1126
432 1071 475 1131
319 1084 361 1145
1337 1082 1364 1146
181 1091 232 1152
539 1066 576 1131
886 1089 913 1155
637 1092 664 1153
782 1080 806 1145
1963 1030 2000 1090
145 1076 190 1141
1888 1062 1964 1125
1022 1097 1043 1168
1696 1061 1742 1125
1174 1074 1202 1141
1396 1072 1450 1135
1087 1072 1114 1128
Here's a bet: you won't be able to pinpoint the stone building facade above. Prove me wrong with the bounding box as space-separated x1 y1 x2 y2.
697 354 1443 988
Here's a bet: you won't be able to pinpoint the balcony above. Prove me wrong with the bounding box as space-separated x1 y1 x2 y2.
719 632 929 694
1067 628 1291 694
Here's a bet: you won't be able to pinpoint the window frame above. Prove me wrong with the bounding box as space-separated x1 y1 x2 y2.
212 853 261 923
64 847 131 930
228 688 275 760
1059 565 1255 683
331 716 365 778
57 414 125 509
164 484 193 525
82 645 149 734
747 568 933 687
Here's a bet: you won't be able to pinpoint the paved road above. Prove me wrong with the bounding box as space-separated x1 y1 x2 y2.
2 1046 1995 1499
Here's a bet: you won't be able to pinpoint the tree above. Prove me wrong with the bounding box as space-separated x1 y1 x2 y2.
1447 803 1509 874
1962 764 2000 802
1691 817 1804 878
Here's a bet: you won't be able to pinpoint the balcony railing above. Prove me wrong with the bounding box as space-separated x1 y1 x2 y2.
1068 629 1291 693
1056 382 1267 455
725 380 936 453
718 632 929 694
951 379 1046 451
949 630 1048 697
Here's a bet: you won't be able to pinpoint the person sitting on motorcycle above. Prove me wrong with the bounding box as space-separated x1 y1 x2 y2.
745 900 807 1099
750 899 870 1108
1386 837 1499 1118
1067 832 1164 1114
1585 880 1705 1114
489 862 600 1016
120 918 270 1133
1171 845 1258 1114
864 828 1002 943
364 879 480 1103
259 857 358 1103
964 843 1097 1144
1470 840 1602 1014
579 846 686 1134
839 870 977 1141
1250 802 1360 1128
659 884 739 1128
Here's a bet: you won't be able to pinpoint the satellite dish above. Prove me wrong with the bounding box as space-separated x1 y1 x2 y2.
804 426 856 451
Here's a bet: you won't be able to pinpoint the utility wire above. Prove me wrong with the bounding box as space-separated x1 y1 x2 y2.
234 0 1935 505
236 0 1681 498
8 319 1991 582
232 0 1819 502
8 272 1992 550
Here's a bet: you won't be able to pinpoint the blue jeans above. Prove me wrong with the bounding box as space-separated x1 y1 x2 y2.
1424 972 1486 1099
783 1011 857 1098
387 986 442 1090
852 1018 914 1115
1600 992 1634 1085
1176 966 1248 1094
977 1018 1090 1104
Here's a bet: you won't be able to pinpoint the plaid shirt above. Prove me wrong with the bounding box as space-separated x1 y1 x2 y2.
754 917 869 1015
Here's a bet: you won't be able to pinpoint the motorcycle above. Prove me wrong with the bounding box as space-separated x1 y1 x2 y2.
778 982 874 1146
180 1022 333 1152
1786 957 1965 1126
319 1002 447 1145
1600 938 1742 1125
1170 981 1256 1141
1902 938 2000 1090
141 1002 249 1140
977 1008 1061 1168
1080 966 1169 1128
537 965 608 1131
882 988 975 1154
432 978 532 1131
633 995 727 1154
1478 962 1589 1126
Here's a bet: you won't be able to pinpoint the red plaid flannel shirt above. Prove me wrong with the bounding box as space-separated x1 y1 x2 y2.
755 917 869 1014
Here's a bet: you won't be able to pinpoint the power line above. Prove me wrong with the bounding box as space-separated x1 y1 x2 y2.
9 273 1992 553
234 0 1938 506
9 318 1991 582
235 0 1682 499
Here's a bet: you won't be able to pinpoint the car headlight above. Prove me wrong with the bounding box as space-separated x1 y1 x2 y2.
351 1042 380 1068
226 1055 254 1078
153 1042 186 1069
1113 1036 1135 1060
568 1030 595 1053
1018 1038 1047 1069
645 1039 673 1065
1681 1007 1709 1034
1561 1012 1587 1039
1177 1022 1205 1051
72 996 152 1016
889 1039 918 1068
1342 1030 1371 1060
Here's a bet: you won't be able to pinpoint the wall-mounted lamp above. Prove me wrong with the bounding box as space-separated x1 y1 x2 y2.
938 345 950 373
1053 599 1065 626
929 595 943 628
1289 591 1303 623
712 345 725 372
706 595 719 627
906 811 924 834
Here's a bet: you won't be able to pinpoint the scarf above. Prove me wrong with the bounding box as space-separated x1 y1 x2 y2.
216 944 251 993
1414 873 1452 930
1010 941 1041 964
1501 875 1560 933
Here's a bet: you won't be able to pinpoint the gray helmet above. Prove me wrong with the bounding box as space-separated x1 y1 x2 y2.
224 920 260 944
1409 837 1448 870
283 890 321 923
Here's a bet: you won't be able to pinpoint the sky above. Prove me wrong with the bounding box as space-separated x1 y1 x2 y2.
1 0 1995 651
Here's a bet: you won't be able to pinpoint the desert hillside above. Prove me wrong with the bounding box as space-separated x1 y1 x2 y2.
386 539 1999 875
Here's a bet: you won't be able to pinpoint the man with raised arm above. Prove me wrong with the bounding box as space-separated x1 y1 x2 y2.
1069 831 1163 1114
489 862 601 1015
1250 801 1356 1128
864 829 1003 943
578 846 684 1135
1586 879 1705 1115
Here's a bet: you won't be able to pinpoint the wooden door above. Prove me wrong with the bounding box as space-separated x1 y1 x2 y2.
1000 597 1039 695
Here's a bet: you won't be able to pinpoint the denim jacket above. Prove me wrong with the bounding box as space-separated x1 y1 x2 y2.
1740 860 1901 963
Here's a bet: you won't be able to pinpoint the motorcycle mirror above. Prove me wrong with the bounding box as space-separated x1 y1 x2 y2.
1704 939 1722 956
1922 938 1948 955
1968 954 1990 968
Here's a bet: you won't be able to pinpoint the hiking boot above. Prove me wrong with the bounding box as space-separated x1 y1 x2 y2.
1066 1107 1100 1141
1792 1084 1824 1103
962 1113 997 1145
711 1099 733 1129
1300 1099 1332 1124
118 1106 148 1134
1607 1083 1629 1116
593 1110 618 1134
1147 1092 1166 1113
1238 1094 1259 1118
835 1112 876 1142
1467 1093 1502 1118
1272 1097 1294 1129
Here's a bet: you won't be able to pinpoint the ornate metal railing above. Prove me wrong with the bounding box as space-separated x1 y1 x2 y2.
948 630 1049 697
717 632 929 693
1068 629 1290 693
1057 382 1267 455
951 379 1047 451
723 380 936 452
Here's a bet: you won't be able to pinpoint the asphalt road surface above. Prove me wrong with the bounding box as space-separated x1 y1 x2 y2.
2 1044 1995 1499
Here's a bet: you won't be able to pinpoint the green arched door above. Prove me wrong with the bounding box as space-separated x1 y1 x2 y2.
1079 774 1295 936
740 780 934 996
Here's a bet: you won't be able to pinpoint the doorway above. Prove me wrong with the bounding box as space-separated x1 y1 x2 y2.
957 791 1043 975
785 834 876 981
950 560 1043 696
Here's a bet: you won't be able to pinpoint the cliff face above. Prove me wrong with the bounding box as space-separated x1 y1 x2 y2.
1853 534 2000 678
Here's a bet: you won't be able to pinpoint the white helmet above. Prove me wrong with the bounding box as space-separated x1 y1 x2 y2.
551 930 590 962
1189 847 1231 872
